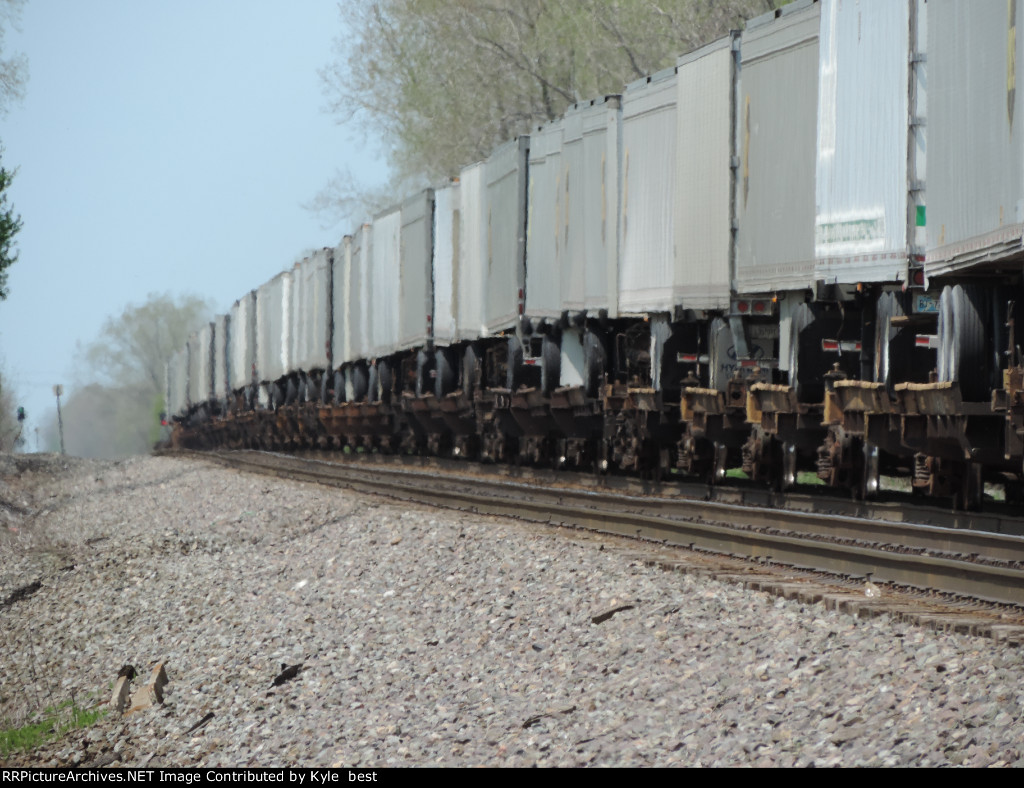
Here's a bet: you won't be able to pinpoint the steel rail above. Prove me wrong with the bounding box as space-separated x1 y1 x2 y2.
191 449 1024 607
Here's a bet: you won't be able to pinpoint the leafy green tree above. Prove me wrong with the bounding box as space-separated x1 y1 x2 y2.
51 293 214 458
0 0 27 299
0 154 23 300
318 0 771 222
0 0 26 116
0 368 20 450
81 293 214 394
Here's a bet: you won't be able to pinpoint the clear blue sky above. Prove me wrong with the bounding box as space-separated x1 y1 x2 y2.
0 1 387 448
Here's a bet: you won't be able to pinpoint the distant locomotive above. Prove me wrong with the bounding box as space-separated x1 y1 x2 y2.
168 0 1024 511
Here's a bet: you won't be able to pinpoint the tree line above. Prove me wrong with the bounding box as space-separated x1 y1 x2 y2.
314 0 776 222
0 0 26 451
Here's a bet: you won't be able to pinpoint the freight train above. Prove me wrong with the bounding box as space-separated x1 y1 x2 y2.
167 0 1024 511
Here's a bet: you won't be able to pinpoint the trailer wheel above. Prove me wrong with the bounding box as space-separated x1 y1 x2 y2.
333 371 344 405
787 303 814 401
378 360 393 403
350 365 369 403
938 284 987 401
507 335 525 390
583 330 606 399
873 291 906 390
463 345 481 396
541 334 561 396
435 348 456 399
367 364 380 403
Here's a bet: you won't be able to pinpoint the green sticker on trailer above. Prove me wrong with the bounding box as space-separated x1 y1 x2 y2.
916 205 926 227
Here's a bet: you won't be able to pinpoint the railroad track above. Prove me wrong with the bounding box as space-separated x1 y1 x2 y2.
178 449 1024 642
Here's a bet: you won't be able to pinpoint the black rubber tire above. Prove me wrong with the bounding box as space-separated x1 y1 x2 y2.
873 291 906 390
506 336 524 391
541 334 561 396
435 348 456 399
378 360 393 403
351 365 369 403
367 365 380 403
938 285 954 384
583 330 606 399
463 345 481 394
415 350 433 398
333 371 345 405
788 303 814 401
939 284 987 402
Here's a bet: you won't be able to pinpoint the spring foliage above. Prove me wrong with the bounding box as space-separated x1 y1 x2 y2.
53 294 214 458
0 154 22 301
318 0 772 221
0 0 26 300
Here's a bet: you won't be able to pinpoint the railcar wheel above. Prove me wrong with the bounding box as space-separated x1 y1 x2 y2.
710 441 728 486
773 440 797 492
953 462 983 512
593 441 610 476
860 442 880 500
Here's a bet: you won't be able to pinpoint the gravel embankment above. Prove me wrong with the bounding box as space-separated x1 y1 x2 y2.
1 454 1023 767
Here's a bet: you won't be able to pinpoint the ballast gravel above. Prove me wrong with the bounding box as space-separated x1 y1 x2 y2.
2 454 1024 768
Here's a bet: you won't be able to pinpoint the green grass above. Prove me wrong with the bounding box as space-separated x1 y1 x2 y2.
0 697 108 757
723 468 825 486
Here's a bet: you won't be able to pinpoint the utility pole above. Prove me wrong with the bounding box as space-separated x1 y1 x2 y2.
53 384 65 455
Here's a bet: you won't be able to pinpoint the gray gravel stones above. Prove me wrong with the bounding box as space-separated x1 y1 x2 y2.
2 455 1024 767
